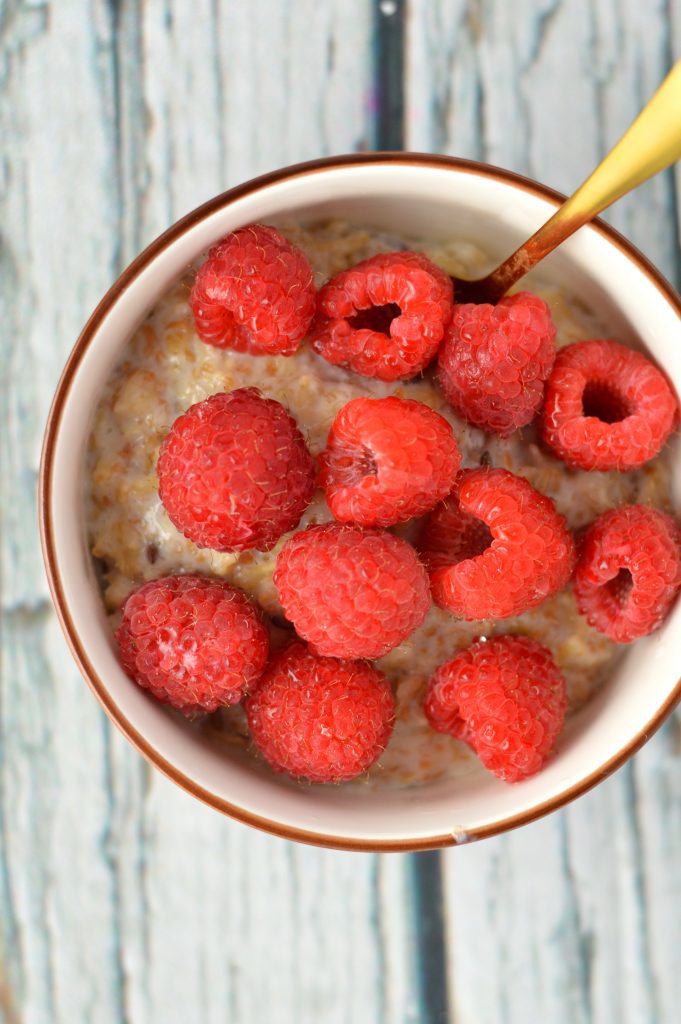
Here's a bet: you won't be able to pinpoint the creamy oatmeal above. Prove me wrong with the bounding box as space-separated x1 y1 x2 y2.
86 219 673 787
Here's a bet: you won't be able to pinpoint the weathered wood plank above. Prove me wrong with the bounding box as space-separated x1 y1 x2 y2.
117 0 377 259
1 2 131 1020
406 1 681 1021
0 3 419 1023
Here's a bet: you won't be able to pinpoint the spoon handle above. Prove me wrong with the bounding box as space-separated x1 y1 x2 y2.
468 61 681 304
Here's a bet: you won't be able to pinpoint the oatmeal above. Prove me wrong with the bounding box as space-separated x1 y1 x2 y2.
87 219 673 787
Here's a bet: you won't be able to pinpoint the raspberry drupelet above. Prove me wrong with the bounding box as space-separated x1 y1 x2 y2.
438 291 556 436
319 395 461 527
573 504 681 643
274 522 431 659
245 642 396 783
310 250 454 381
540 338 678 471
157 388 315 552
190 224 316 356
116 575 269 715
424 635 567 783
420 467 576 620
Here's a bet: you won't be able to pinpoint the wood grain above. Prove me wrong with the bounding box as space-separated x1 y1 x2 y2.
406 2 681 1021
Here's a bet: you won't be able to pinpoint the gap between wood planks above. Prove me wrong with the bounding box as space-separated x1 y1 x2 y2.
375 2 451 1021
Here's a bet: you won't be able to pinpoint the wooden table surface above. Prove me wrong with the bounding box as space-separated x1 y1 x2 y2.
2 2 681 1021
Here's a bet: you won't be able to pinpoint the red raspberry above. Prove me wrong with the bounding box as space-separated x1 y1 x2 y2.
573 504 681 643
318 396 461 527
274 522 431 659
310 251 454 381
425 635 567 783
245 642 395 783
116 575 269 715
438 291 556 436
540 338 678 470
189 224 316 356
420 468 575 620
157 388 315 552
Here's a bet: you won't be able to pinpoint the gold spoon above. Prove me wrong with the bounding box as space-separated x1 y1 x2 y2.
454 61 681 305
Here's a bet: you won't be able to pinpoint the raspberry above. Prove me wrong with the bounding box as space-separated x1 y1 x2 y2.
274 522 431 659
158 388 315 552
116 575 269 715
573 504 681 643
540 338 678 470
310 251 454 381
424 635 567 782
245 642 395 783
189 224 316 356
319 396 461 527
438 291 556 436
420 468 575 620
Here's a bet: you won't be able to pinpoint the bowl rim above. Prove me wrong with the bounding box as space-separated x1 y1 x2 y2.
39 151 681 851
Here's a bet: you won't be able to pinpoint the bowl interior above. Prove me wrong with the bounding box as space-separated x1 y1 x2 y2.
44 160 681 847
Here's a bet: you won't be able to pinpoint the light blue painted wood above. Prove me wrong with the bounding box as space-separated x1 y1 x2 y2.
4 0 681 1021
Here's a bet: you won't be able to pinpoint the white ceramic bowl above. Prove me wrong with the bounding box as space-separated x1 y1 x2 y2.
40 154 681 850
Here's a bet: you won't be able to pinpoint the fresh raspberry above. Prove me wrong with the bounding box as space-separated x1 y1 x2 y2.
573 504 681 643
274 522 431 659
116 575 269 715
438 291 556 436
158 388 315 552
310 251 454 381
245 642 395 783
420 468 575 620
319 396 461 527
189 224 316 356
540 338 678 470
425 635 567 782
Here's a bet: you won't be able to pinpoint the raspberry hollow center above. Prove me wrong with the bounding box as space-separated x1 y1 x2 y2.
348 302 402 335
424 515 493 570
605 567 634 606
581 380 632 423
458 519 494 562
